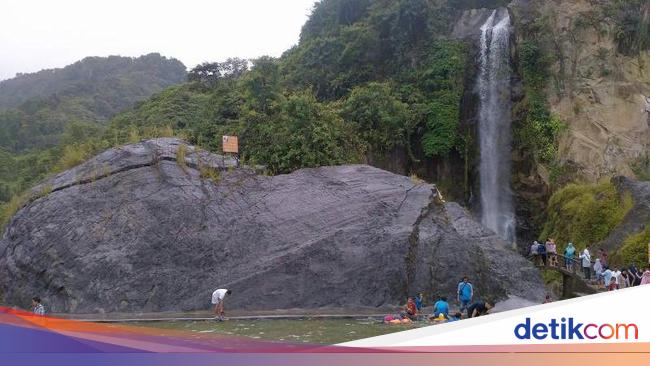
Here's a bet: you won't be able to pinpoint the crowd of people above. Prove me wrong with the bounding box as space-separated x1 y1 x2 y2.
530 239 650 290
383 277 494 325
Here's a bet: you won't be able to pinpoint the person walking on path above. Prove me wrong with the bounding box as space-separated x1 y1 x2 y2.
580 246 592 280
31 297 45 316
546 239 557 267
603 267 613 289
641 268 650 285
530 241 540 265
613 268 624 289
537 241 547 266
457 277 474 313
598 248 609 268
629 265 642 286
564 242 576 272
593 258 603 282
211 288 232 320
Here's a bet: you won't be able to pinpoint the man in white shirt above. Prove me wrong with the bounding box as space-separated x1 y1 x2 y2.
211 288 232 320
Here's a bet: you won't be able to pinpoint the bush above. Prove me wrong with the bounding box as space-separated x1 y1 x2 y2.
613 226 650 268
0 193 28 232
540 181 633 250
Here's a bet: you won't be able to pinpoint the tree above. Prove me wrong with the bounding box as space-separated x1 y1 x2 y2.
243 91 363 173
242 57 282 114
188 58 249 87
341 82 410 152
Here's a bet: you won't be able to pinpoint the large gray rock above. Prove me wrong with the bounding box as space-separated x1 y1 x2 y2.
0 138 544 313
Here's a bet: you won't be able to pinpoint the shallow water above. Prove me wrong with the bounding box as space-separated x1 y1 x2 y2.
131 318 429 344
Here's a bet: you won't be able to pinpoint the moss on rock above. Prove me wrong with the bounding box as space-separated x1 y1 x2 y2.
540 181 633 250
613 226 650 268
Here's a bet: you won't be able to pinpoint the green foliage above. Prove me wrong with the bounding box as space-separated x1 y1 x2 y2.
540 182 634 250
514 36 566 164
0 193 28 232
0 54 186 152
613 226 650 268
0 0 499 225
406 40 467 157
198 161 221 183
243 90 364 173
188 58 248 87
56 143 98 171
340 82 409 152
176 144 188 168
602 0 650 56
631 152 650 181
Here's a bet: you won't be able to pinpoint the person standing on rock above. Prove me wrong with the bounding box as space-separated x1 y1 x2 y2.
211 288 232 320
580 246 592 280
32 297 45 316
457 277 473 313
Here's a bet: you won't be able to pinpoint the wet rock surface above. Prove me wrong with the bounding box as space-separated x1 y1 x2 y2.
0 139 544 313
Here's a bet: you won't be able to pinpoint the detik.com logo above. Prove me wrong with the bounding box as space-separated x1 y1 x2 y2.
514 318 638 340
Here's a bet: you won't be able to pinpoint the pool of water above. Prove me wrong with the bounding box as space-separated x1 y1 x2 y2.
131 318 429 344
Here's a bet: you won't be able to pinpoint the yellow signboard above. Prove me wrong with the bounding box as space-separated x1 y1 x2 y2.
222 135 239 154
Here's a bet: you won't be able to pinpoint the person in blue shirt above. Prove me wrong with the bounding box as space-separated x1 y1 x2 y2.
457 277 473 313
415 293 424 311
433 296 450 319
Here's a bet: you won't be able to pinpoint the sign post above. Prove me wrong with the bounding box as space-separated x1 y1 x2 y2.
222 135 239 166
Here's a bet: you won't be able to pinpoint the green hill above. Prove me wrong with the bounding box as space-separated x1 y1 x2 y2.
0 53 186 152
0 53 186 203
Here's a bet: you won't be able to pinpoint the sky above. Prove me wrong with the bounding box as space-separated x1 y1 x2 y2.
0 0 319 81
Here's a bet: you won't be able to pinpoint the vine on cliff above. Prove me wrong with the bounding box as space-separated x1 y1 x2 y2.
513 15 567 170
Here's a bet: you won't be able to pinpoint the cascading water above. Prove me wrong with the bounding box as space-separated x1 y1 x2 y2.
477 8 515 244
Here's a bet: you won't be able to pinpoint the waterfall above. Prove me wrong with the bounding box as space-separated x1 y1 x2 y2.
477 8 515 244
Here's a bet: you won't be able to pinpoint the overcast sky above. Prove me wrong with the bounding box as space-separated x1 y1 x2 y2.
0 0 318 81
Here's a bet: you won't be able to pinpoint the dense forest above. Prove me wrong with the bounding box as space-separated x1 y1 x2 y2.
1 0 649 268
0 54 186 205
0 53 186 152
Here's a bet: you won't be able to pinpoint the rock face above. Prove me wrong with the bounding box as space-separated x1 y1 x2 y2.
510 0 650 182
0 138 544 313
